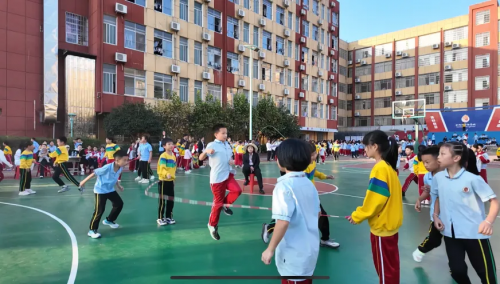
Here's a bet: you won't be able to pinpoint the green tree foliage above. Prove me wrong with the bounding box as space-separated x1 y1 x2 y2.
103 102 162 140
225 93 250 140
154 94 192 139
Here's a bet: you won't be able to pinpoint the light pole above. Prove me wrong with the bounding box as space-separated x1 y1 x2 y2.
241 45 259 141
68 113 77 138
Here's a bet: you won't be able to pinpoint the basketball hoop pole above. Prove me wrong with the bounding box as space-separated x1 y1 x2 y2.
414 118 420 155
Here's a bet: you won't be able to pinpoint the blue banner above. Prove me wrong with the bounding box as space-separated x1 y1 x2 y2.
441 109 493 132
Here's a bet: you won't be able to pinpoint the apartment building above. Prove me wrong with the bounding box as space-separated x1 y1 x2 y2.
0 0 340 140
337 0 499 132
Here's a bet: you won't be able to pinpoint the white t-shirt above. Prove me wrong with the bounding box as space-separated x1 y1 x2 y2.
266 142 272 151
14 149 21 166
272 172 320 279
184 149 192 159
319 147 326 156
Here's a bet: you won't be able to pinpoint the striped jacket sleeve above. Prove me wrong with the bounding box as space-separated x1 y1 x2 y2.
413 157 420 175
314 169 327 180
351 166 390 223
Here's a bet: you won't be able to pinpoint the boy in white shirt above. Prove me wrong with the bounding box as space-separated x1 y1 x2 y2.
261 138 320 284
184 142 192 174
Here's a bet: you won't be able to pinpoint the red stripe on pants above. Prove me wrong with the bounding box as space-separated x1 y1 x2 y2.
281 280 312 284
184 158 191 171
402 173 418 193
208 174 242 227
480 169 488 183
370 233 400 284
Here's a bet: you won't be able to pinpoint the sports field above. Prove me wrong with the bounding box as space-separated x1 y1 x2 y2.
0 156 498 284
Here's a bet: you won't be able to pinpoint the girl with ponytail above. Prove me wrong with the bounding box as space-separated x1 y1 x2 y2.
346 130 403 284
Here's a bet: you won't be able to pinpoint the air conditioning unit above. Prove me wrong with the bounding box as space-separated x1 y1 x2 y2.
202 32 211 41
331 2 336 7
238 80 245 87
202 72 211 80
284 89 290 95
259 18 266 26
115 52 127 63
259 51 266 59
355 95 361 99
115 3 127 14
402 53 409 58
318 70 323 76
445 65 452 71
318 95 323 102
452 43 460 49
444 85 453 91
301 9 306 15
300 65 305 71
395 91 402 96
385 53 391 58
300 37 306 43
354 78 361 83
330 26 335 32
348 60 353 65
238 45 245 52
445 42 452 47
329 98 334 104
170 22 180 31
283 0 290 7
284 29 291 37
395 72 402 77
318 44 323 51
318 19 323 25
432 43 439 49
259 84 265 91
284 59 290 66
329 74 334 80
361 60 367 65
330 49 335 56
355 59 361 64
171 65 180 74
237 9 245 17
396 51 402 56
299 92 305 98
354 112 360 117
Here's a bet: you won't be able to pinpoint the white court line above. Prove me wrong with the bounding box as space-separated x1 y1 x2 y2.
0 202 78 283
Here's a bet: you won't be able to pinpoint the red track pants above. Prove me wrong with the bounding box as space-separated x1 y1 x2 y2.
208 174 242 227
371 233 400 284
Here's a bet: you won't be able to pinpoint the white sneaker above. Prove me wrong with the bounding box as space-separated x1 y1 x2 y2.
135 176 142 182
150 175 155 181
261 223 270 243
157 219 168 226
26 189 36 194
165 218 176 225
423 199 430 205
139 179 150 184
185 170 192 174
320 239 340 248
133 170 137 173
87 230 101 239
200 166 206 168
102 219 120 228
80 170 84 175
413 249 425 262
19 191 30 196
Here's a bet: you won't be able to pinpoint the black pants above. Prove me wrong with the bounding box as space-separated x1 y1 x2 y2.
267 204 330 240
271 150 276 160
316 154 320 163
444 226 497 284
52 163 80 187
418 221 443 253
19 169 31 191
242 165 263 190
134 158 139 170
333 151 339 160
40 159 49 176
138 161 153 179
89 191 124 231
87 158 98 169
158 181 174 219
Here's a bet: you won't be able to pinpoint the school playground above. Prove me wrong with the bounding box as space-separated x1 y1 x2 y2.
0 156 499 284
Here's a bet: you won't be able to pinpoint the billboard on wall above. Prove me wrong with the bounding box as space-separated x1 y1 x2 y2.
425 108 500 133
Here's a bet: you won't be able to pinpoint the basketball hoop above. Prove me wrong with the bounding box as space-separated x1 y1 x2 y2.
402 115 412 125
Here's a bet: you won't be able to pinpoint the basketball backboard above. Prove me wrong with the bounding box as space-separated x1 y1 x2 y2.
392 99 426 122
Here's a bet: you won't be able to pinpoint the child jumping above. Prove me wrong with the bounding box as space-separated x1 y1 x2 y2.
157 138 177 226
50 136 83 193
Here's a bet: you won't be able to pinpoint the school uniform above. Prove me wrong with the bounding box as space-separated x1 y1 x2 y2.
49 146 81 191
19 150 34 194
89 163 124 233
416 172 442 254
333 143 340 160
319 147 326 163
476 151 489 183
0 151 12 182
138 142 153 179
184 149 192 172
432 168 497 284
105 143 122 180
350 144 356 158
402 153 418 194
414 157 429 201
157 151 177 222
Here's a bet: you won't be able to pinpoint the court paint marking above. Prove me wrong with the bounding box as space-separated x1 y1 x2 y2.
0 202 78 283
234 178 339 196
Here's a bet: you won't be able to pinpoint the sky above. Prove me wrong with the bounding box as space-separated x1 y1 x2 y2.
339 0 488 42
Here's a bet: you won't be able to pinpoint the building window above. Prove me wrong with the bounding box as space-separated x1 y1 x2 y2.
287 98 292 113
355 48 371 59
207 83 222 101
444 48 468 62
194 2 203 26
330 82 337 97
275 36 285 55
287 69 292 86
355 65 371 76
276 6 284 25
339 66 347 77
243 56 249 76
301 74 309 90
312 76 318 92
125 21 146 52
355 82 371 93
195 80 203 101
154 0 172 15
295 43 300 60
208 8 222 33
254 0 259 13
374 97 392 108
66 12 88 46
194 41 202 66
311 102 318 118
444 90 468 103
154 73 173 99
332 12 338 26
374 43 392 56
228 0 239 4
395 57 415 70
475 98 489 108
179 0 188 21
263 0 272 19
244 0 250 9
444 27 468 42
253 60 259 79
301 47 309 63
294 100 298 115
262 30 272 51
418 93 440 105
126 0 145 7
355 117 371 127
444 69 468 83
253 91 259 107
302 20 309 37
103 15 116 45
475 76 490 90
288 11 293 29
103 64 116 94
476 32 490 47
319 78 324 93
312 25 319 41
227 52 239 74
330 106 337 120
287 40 293 57
418 53 440 67
418 33 440 48
154 29 173 58
262 62 272 81
347 84 353 94
475 54 490 69
208 46 222 70
418 73 440 86
125 68 146 97
331 59 338 73
243 23 249 43
374 62 392 73
396 76 415 88
373 116 391 126
179 37 188 62
179 78 188 102
227 17 239 40
312 0 319 15
374 79 392 91
302 101 309 117
295 16 300 33
395 38 415 52
275 67 284 84
476 10 490 25
339 49 348 60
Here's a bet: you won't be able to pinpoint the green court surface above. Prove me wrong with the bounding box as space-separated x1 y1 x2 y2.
1 158 499 284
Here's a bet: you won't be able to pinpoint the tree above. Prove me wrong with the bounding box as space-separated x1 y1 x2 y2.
189 93 226 139
154 94 192 139
253 98 300 140
103 102 162 140
226 93 250 140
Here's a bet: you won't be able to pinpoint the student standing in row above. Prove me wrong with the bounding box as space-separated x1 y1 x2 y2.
19 141 35 196
135 135 153 184
50 137 83 193
157 138 177 226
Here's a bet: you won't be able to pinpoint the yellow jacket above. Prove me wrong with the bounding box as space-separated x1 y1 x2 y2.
105 143 120 160
49 146 69 164
20 150 33 169
4 146 12 155
158 152 176 181
304 161 326 184
351 160 403 237
413 157 428 176
496 147 500 157
236 145 245 154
